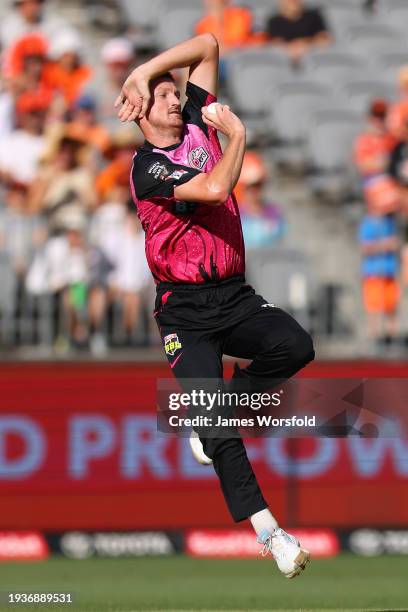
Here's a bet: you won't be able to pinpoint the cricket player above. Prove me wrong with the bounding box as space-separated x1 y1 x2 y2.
116 34 314 578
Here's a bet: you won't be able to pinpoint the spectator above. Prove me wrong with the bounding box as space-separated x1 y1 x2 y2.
0 89 49 185
97 37 136 130
354 99 396 179
387 66 408 142
0 0 70 51
359 211 400 343
3 32 48 91
113 201 150 346
44 28 92 107
65 94 110 153
266 0 331 63
195 0 260 55
28 124 96 229
237 151 285 249
0 181 44 282
88 128 146 352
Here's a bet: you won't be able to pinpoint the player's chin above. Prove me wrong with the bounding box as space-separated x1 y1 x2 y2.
168 113 183 126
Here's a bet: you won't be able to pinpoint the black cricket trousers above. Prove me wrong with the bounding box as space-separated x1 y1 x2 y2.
155 275 315 522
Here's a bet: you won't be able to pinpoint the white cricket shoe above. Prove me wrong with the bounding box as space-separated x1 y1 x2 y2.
257 528 310 579
189 431 213 465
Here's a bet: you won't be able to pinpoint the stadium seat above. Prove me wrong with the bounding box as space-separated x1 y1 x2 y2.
235 0 278 30
156 2 204 50
346 22 405 45
339 79 397 113
322 5 366 40
245 247 315 330
303 50 369 92
268 80 334 164
117 0 164 30
383 6 408 29
226 48 291 115
305 107 362 195
374 50 408 84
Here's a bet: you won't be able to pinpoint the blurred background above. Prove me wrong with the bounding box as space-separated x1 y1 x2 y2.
0 0 407 599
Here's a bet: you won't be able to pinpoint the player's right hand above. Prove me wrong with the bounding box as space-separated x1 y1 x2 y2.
114 68 151 122
201 105 245 139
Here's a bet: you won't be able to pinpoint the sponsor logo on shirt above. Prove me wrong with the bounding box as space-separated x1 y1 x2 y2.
164 333 182 356
189 146 209 170
148 161 169 180
166 169 189 181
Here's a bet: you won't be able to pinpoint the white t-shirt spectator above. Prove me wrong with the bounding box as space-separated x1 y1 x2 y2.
0 130 44 184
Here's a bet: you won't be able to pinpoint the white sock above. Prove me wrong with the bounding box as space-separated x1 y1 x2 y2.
250 508 279 536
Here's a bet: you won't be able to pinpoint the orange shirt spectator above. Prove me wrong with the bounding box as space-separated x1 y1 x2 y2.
354 99 396 178
387 66 408 141
44 29 92 106
195 0 261 53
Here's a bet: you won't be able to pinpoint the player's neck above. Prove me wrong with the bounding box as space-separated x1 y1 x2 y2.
144 126 183 149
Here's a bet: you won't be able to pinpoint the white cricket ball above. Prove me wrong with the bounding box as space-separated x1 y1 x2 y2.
206 102 222 114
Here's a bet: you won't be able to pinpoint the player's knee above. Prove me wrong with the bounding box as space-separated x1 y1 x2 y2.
287 328 315 369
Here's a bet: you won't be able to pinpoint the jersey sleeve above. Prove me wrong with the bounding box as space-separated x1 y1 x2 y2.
131 152 201 201
182 81 216 133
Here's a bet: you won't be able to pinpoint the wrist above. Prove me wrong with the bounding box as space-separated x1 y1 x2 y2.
228 127 246 140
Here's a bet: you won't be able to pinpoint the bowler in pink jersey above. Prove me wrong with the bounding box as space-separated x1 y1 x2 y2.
116 34 314 578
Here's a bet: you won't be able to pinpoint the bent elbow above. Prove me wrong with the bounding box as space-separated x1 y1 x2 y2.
200 33 219 57
207 189 229 206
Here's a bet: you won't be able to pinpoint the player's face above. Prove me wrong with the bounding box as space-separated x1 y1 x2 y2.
147 79 183 131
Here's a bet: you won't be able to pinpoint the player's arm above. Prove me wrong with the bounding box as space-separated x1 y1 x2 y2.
116 34 218 122
174 105 246 207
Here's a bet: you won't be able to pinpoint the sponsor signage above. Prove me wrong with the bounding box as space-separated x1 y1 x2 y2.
0 363 407 529
347 529 408 556
55 531 181 559
185 528 339 559
0 531 48 561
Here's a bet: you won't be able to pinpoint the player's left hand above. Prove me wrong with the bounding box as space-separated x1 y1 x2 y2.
114 68 151 122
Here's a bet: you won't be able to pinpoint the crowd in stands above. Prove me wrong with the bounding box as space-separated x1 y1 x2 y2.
0 0 302 355
355 67 408 346
0 0 405 355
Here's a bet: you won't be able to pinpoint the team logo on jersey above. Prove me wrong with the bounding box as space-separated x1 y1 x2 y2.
189 146 209 170
166 169 188 181
164 333 182 356
147 161 169 180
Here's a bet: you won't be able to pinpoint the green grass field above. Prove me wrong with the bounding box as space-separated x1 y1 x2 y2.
0 554 407 612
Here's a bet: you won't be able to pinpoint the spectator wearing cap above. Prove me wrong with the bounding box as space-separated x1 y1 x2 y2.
44 28 92 107
266 0 331 64
95 37 136 130
0 0 70 51
3 32 48 90
354 99 396 179
28 124 96 230
66 95 110 153
237 151 285 249
0 89 49 185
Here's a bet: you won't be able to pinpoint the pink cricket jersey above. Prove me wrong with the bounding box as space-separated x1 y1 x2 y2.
130 81 245 284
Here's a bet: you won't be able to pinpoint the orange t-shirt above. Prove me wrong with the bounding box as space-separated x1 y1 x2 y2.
196 7 255 50
44 62 92 106
354 131 395 176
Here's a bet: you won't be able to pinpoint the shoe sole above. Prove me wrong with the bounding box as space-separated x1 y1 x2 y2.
286 548 310 579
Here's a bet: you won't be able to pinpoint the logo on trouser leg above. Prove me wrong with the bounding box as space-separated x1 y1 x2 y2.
262 303 276 308
164 333 182 356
